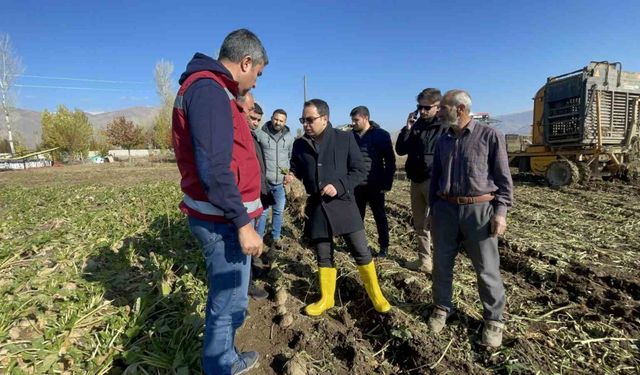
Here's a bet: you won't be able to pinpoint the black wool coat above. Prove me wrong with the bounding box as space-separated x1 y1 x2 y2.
290 124 367 239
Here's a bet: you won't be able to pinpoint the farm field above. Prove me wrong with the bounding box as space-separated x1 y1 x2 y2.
0 163 638 374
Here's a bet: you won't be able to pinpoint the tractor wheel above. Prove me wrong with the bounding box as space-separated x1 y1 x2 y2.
576 162 592 185
545 160 580 187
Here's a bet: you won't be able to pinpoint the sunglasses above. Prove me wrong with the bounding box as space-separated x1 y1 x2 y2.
417 104 439 111
299 115 323 125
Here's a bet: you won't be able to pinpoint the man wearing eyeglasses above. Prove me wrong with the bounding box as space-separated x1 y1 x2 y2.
395 88 448 274
285 99 391 316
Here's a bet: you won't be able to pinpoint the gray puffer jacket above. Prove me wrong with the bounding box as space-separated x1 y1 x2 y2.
255 122 295 184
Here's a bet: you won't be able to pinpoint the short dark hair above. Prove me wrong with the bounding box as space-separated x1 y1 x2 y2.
253 102 263 115
304 99 329 117
219 29 269 65
350 106 370 118
417 88 442 104
272 109 287 117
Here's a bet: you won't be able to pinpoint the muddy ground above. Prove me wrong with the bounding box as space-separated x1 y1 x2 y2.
1 165 637 374
239 174 639 374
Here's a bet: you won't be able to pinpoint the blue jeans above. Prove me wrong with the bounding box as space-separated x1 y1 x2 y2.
257 183 286 240
188 217 251 375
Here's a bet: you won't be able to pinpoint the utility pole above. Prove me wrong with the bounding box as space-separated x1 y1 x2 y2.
0 34 23 155
303 75 307 103
1 88 15 155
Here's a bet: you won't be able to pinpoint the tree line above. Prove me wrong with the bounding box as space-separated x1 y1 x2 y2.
0 32 175 160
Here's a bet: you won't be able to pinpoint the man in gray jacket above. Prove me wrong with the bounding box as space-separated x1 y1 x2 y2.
255 109 295 246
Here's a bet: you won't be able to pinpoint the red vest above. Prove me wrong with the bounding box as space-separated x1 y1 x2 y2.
172 70 262 222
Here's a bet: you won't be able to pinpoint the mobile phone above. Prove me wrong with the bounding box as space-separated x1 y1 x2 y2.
412 110 420 121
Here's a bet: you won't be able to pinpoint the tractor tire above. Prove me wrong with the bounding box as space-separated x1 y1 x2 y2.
545 160 580 187
576 162 591 185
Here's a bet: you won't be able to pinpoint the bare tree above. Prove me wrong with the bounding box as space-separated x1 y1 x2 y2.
0 33 24 155
154 59 174 101
152 60 174 153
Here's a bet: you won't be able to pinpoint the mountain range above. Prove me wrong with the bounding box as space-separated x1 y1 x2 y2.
1 106 532 149
0 107 159 148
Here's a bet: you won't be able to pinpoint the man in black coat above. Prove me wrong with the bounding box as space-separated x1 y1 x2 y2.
285 99 391 316
237 92 272 301
350 106 396 257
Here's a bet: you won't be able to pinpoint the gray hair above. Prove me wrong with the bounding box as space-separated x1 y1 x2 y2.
218 29 269 66
444 89 472 113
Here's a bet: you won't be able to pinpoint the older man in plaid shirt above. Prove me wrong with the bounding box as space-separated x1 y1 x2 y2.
426 89 513 348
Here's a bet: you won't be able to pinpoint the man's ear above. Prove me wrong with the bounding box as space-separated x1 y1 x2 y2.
240 55 253 73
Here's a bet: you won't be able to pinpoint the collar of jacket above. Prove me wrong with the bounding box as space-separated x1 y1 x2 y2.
179 52 240 97
302 122 334 150
414 116 439 129
446 119 476 137
262 121 290 137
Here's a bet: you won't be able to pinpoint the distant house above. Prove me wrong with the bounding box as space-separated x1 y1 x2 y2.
0 148 57 171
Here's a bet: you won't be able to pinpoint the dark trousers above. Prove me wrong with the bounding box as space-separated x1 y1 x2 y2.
431 200 506 321
354 185 390 249
314 230 372 268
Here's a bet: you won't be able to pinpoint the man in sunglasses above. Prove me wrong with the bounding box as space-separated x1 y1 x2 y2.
395 88 448 274
285 99 391 316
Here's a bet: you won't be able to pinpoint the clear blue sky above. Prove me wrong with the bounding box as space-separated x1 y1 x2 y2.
4 0 640 131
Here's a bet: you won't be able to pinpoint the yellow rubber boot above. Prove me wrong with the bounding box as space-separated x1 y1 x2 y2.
357 261 391 313
305 267 337 316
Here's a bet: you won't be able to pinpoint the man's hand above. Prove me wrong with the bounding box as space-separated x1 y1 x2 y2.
490 215 507 237
320 184 337 197
283 173 295 186
238 223 263 256
406 111 418 129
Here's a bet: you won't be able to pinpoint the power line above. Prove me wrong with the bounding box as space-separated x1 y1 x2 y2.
15 84 137 92
16 74 149 84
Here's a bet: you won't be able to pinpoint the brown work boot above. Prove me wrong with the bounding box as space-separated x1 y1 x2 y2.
480 320 504 348
404 256 433 273
428 306 448 334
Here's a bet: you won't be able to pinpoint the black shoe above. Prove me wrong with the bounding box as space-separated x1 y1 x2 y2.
248 283 268 300
272 238 283 250
231 351 259 374
252 256 265 268
375 247 388 258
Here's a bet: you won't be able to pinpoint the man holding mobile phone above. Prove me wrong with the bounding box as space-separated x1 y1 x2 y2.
395 88 448 273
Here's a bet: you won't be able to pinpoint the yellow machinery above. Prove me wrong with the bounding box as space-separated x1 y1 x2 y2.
510 61 640 186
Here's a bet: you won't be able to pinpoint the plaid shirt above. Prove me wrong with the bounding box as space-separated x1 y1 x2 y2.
429 120 513 216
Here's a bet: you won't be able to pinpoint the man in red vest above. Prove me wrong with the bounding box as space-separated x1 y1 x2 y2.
172 29 267 375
